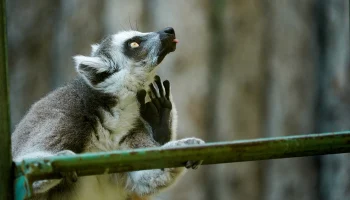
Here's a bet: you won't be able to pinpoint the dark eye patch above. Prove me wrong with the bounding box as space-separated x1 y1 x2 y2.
123 36 149 62
126 36 144 46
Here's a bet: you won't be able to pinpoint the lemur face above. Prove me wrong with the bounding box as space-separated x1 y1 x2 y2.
73 27 177 93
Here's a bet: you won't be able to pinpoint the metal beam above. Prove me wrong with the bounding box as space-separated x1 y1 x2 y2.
0 0 13 199
15 132 350 199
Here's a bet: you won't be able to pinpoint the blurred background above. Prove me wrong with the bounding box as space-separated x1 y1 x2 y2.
7 0 350 200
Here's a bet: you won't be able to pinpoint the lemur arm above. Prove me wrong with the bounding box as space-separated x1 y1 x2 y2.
119 121 204 197
119 76 204 197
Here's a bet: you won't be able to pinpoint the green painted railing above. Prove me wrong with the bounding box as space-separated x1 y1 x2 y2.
14 132 350 199
0 0 13 199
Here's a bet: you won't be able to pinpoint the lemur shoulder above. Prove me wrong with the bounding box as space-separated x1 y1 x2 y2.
11 27 204 200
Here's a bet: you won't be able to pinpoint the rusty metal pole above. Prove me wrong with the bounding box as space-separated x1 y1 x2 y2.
0 0 13 199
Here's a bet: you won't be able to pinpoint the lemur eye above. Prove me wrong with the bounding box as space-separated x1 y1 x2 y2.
130 42 139 48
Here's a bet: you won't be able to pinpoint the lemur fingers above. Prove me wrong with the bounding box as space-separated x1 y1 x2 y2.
150 76 172 108
137 76 173 145
163 80 170 100
154 75 164 97
154 75 170 102
163 138 205 170
185 160 203 170
148 85 161 111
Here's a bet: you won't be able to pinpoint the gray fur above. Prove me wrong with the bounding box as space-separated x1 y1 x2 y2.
12 28 204 200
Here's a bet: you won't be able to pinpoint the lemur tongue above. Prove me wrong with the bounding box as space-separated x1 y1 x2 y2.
173 39 179 43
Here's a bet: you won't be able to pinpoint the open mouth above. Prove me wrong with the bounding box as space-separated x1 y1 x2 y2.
157 27 178 64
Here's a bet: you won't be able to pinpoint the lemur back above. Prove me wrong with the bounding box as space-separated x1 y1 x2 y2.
12 28 204 200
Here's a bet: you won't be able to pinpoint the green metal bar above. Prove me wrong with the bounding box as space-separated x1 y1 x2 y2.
16 132 350 178
15 131 350 199
0 0 13 199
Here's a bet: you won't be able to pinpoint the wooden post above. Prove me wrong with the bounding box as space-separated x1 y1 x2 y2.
0 0 13 199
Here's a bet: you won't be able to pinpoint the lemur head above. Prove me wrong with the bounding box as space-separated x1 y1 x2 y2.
73 27 178 94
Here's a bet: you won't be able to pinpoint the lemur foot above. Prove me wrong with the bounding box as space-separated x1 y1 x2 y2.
137 75 172 145
59 171 78 183
164 138 205 170
185 160 203 170
55 150 78 183
33 150 78 193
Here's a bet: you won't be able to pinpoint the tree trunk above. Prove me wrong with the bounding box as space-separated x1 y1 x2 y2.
209 1 267 200
317 1 350 199
264 1 319 200
7 0 61 129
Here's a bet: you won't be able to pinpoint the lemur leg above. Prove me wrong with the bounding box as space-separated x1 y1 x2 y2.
15 150 78 193
126 137 204 196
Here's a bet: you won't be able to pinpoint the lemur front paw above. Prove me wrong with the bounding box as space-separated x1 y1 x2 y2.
55 150 78 183
33 150 78 193
137 75 172 145
164 138 205 170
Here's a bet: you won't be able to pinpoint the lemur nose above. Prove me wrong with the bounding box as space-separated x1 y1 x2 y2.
163 27 175 35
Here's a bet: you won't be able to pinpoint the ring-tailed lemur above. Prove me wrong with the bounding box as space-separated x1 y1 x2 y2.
11 27 204 200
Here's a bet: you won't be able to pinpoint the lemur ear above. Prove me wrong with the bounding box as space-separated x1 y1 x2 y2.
73 55 108 73
73 55 111 85
91 44 100 55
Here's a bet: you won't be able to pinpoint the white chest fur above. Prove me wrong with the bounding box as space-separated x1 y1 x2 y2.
89 94 140 152
105 95 139 135
77 95 140 199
